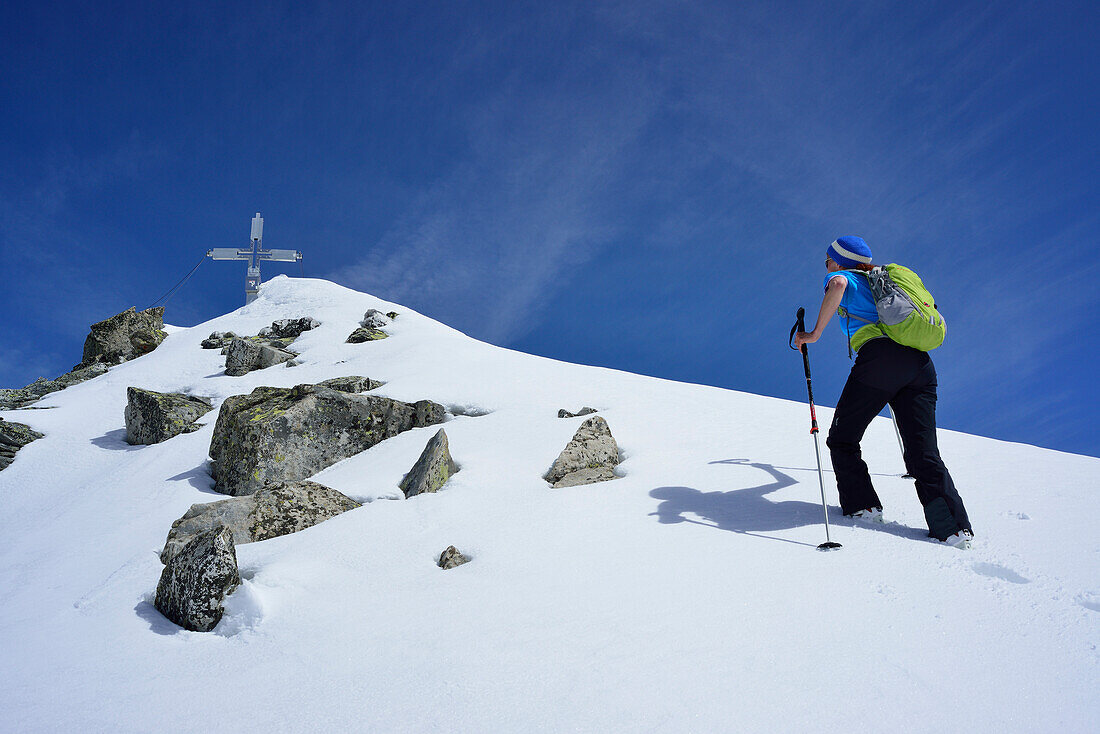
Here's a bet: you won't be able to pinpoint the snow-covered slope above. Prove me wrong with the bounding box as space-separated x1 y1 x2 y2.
1 276 1096 733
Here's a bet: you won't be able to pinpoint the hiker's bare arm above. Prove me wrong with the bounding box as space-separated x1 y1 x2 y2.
794 276 846 348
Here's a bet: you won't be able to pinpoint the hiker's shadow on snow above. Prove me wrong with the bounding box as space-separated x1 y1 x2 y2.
650 461 822 547
90 428 143 451
167 463 219 494
650 459 925 544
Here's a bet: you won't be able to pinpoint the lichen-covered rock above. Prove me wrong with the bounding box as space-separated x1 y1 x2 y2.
154 527 240 632
438 545 470 569
77 306 167 369
160 480 360 563
400 429 459 498
318 376 385 394
360 309 390 329
0 363 109 410
386 311 398 320
209 383 447 496
224 337 296 376
544 415 621 488
558 407 598 419
258 317 320 339
0 419 44 471
124 387 213 445
346 326 388 343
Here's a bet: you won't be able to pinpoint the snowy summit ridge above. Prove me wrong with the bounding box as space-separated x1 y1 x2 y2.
1 275 1097 732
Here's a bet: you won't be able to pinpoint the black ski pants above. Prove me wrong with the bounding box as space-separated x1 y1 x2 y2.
826 337 972 540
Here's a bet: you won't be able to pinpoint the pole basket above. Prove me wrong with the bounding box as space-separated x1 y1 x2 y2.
817 541 843 551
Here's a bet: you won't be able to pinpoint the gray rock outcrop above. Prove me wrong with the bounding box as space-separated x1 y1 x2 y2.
209 383 447 496
124 388 213 445
558 407 597 418
224 337 296 376
154 527 240 632
0 363 109 410
160 480 360 563
201 331 238 349
400 429 459 498
0 419 44 471
77 306 167 369
438 545 470 569
544 415 621 488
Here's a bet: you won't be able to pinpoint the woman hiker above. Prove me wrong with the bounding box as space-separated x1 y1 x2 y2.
793 236 973 548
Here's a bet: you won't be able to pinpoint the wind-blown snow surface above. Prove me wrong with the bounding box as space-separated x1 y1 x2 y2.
1 276 1096 733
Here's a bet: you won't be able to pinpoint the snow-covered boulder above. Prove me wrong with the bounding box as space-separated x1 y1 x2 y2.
159 480 360 563
544 415 621 488
400 429 459 498
124 387 212 445
224 337 296 376
77 306 167 370
209 383 446 496
258 317 320 339
154 526 240 633
360 309 390 329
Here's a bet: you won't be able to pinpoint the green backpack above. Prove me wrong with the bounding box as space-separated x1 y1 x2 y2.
839 264 946 353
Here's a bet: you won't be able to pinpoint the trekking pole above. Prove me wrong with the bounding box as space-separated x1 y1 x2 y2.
886 405 914 479
789 307 842 551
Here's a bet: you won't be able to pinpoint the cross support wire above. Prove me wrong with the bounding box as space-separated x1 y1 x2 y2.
207 212 303 304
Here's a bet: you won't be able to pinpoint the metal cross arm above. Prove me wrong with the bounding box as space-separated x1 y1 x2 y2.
207 247 302 263
207 212 304 304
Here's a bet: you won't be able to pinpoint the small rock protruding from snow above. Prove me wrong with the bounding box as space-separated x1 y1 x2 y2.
400 429 459 498
544 415 621 488
159 480 360 564
124 387 212 445
346 327 388 343
360 309 390 329
346 310 392 343
558 407 597 419
438 545 470 569
224 336 296 376
200 331 238 349
154 526 240 633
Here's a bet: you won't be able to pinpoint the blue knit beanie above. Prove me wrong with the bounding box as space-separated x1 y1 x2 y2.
827 236 872 269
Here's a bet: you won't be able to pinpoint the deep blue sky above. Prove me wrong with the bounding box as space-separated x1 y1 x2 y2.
2 1 1098 457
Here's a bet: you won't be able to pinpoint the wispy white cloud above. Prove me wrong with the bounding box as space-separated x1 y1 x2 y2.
328 19 665 343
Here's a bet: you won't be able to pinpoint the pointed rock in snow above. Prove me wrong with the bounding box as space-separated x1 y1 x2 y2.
400 428 459 498
544 415 621 488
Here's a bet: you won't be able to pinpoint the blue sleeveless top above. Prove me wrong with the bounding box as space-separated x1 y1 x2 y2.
824 271 878 342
